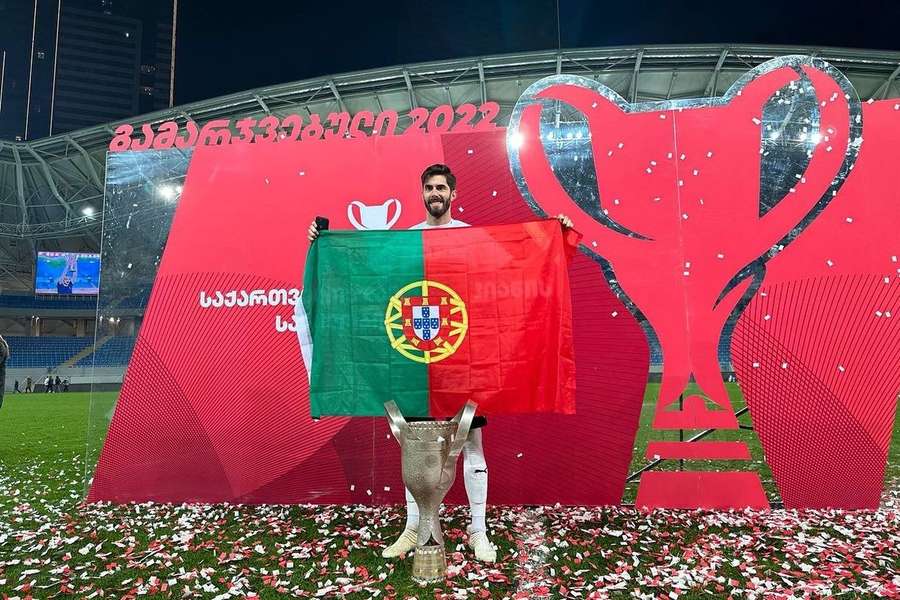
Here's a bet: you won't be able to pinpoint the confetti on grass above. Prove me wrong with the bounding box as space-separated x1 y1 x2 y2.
1 453 899 599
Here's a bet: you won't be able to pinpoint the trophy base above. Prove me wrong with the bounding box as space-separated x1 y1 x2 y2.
411 544 446 584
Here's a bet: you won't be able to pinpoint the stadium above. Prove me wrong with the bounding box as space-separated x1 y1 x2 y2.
4 43 900 384
1 44 899 598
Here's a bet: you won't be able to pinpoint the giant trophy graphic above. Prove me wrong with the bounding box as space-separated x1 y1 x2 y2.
507 56 862 507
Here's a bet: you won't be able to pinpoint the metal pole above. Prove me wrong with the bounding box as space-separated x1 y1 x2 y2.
678 393 684 471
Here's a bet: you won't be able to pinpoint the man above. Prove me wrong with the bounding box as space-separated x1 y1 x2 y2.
25 376 32 393
307 163 573 564
57 274 74 295
0 336 7 408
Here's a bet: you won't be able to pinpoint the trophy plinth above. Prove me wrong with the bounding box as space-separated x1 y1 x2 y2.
384 401 476 584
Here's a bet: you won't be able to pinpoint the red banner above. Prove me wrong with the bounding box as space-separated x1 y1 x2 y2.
90 60 899 509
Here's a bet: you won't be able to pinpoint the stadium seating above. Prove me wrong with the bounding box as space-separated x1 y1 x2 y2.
6 336 93 368
0 294 97 311
76 336 136 367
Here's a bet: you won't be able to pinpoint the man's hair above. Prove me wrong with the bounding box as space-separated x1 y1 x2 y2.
421 163 456 191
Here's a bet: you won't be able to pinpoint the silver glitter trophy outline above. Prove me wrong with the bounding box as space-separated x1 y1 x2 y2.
384 399 476 584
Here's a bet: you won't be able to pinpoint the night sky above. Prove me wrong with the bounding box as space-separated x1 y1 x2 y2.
175 0 900 104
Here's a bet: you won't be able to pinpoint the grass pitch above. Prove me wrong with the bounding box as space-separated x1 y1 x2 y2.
0 387 897 598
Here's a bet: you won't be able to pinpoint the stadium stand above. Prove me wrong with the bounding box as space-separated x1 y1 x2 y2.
6 336 94 368
0 294 97 311
76 336 136 367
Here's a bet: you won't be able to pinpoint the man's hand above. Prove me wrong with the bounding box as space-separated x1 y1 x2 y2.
307 219 320 242
555 213 574 229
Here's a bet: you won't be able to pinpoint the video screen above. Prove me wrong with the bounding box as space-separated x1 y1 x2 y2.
35 251 101 295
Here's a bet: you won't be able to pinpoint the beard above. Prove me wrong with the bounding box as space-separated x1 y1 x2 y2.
425 196 450 219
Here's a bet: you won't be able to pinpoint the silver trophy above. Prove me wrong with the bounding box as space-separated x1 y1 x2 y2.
384 400 476 583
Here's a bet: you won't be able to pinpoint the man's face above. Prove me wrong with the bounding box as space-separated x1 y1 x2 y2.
422 175 456 219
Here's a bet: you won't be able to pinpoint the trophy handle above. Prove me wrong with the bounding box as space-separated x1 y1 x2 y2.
383 197 402 229
347 200 366 230
442 401 477 477
383 400 409 443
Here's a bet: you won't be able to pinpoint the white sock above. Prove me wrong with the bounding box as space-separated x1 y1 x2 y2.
404 487 419 530
462 428 488 533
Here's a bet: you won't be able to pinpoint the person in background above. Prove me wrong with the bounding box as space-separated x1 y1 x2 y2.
25 376 33 393
0 335 7 408
14 380 20 394
55 375 61 391
63 378 70 392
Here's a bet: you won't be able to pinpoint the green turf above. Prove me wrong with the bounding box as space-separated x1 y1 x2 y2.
0 388 897 598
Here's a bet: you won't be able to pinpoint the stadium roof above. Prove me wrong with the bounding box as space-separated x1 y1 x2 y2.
1 43 899 289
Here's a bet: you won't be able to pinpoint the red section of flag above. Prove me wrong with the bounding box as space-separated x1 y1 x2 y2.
423 220 579 416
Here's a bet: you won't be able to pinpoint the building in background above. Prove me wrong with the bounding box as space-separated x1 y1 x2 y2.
0 0 177 141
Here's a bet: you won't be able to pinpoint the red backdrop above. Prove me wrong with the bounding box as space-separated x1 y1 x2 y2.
89 99 898 509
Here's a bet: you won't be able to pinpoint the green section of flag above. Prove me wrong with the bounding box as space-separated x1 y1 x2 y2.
301 230 429 417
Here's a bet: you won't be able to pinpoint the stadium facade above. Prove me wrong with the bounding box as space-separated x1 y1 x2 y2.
0 44 898 389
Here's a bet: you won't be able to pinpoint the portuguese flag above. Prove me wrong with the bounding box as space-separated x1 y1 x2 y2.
296 220 579 418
